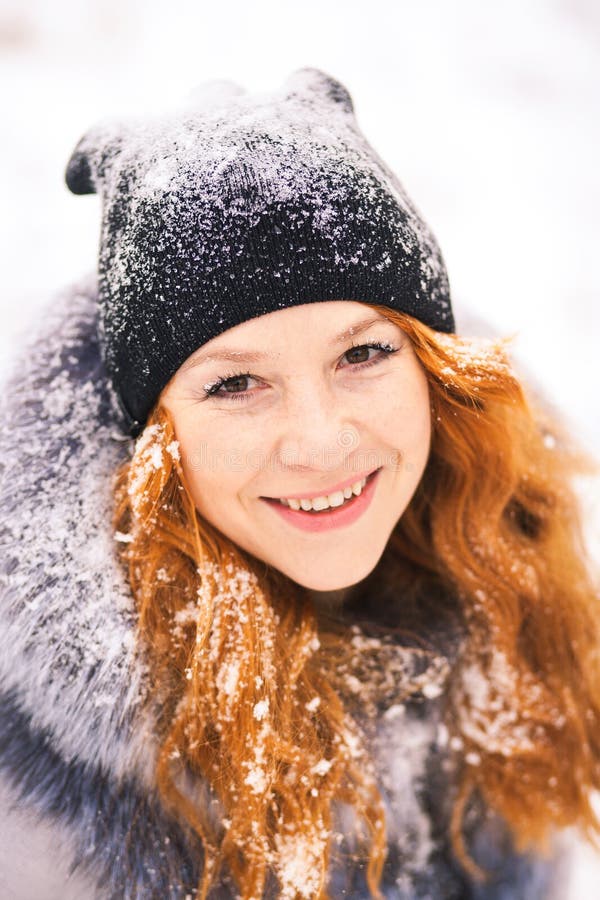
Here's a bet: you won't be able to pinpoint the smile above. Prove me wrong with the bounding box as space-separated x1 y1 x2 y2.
277 473 369 511
260 468 382 533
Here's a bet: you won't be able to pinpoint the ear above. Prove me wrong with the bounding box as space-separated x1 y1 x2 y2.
282 67 355 114
64 124 126 196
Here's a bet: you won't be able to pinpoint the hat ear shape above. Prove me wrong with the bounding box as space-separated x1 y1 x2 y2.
283 67 355 114
65 141 95 195
64 125 126 196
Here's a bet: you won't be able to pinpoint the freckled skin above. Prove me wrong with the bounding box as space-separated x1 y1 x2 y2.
160 300 431 592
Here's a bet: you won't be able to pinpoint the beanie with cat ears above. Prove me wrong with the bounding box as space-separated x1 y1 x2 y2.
65 67 454 438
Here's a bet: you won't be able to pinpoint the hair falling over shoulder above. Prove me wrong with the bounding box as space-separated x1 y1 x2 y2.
111 308 600 898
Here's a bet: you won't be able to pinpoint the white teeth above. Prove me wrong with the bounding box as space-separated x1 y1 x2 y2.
278 475 368 511
351 480 363 496
327 491 346 508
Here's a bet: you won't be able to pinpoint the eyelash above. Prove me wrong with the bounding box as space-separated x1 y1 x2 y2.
199 340 400 403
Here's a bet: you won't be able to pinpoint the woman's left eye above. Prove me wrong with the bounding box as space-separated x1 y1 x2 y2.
198 341 399 403
341 341 399 369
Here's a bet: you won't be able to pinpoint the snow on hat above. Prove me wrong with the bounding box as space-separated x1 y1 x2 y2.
65 67 454 438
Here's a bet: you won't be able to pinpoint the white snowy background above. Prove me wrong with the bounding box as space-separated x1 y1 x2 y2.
0 0 599 895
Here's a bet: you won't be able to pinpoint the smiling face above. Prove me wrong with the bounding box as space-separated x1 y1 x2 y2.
159 301 432 592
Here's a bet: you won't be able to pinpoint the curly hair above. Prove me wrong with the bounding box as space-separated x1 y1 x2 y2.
111 306 600 897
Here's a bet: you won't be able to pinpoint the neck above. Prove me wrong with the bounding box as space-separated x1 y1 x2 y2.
305 586 352 611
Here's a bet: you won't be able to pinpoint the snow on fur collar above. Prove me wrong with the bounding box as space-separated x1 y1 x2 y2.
0 276 162 790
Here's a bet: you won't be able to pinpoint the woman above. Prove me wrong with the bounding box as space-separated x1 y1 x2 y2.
1 67 599 899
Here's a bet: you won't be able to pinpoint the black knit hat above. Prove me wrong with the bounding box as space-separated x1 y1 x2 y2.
65 67 454 438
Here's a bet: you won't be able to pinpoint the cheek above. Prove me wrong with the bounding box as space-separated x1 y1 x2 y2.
182 467 244 540
413 384 432 453
384 372 431 461
175 423 265 530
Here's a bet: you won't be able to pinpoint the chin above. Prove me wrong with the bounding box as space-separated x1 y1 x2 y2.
284 559 378 594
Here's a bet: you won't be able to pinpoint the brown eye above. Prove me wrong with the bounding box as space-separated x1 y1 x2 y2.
341 342 398 369
223 375 250 393
203 370 256 401
345 345 372 365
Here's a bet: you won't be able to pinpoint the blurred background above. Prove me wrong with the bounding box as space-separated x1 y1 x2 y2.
0 0 599 891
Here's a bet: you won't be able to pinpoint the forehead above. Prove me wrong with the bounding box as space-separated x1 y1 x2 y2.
180 301 393 369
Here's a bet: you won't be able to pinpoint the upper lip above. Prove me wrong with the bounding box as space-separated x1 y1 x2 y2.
262 467 380 501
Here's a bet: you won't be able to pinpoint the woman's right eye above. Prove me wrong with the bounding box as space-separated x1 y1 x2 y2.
201 371 257 403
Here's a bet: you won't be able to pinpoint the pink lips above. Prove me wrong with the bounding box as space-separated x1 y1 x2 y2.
260 468 381 533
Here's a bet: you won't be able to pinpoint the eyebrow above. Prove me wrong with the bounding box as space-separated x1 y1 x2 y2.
181 314 392 370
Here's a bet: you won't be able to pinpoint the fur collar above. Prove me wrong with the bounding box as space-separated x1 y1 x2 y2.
0 276 159 788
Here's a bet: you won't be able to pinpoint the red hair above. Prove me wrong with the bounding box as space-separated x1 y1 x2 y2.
111 307 600 897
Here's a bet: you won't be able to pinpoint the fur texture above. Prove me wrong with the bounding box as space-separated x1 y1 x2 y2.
0 278 566 898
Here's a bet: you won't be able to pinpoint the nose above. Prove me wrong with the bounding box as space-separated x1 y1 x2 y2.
271 377 356 474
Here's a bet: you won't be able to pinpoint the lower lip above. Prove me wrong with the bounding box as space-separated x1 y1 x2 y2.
260 468 382 533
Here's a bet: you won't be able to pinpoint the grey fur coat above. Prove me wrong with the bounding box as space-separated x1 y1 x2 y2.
0 278 574 898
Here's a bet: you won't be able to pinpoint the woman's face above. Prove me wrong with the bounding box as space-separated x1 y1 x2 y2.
160 301 431 591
